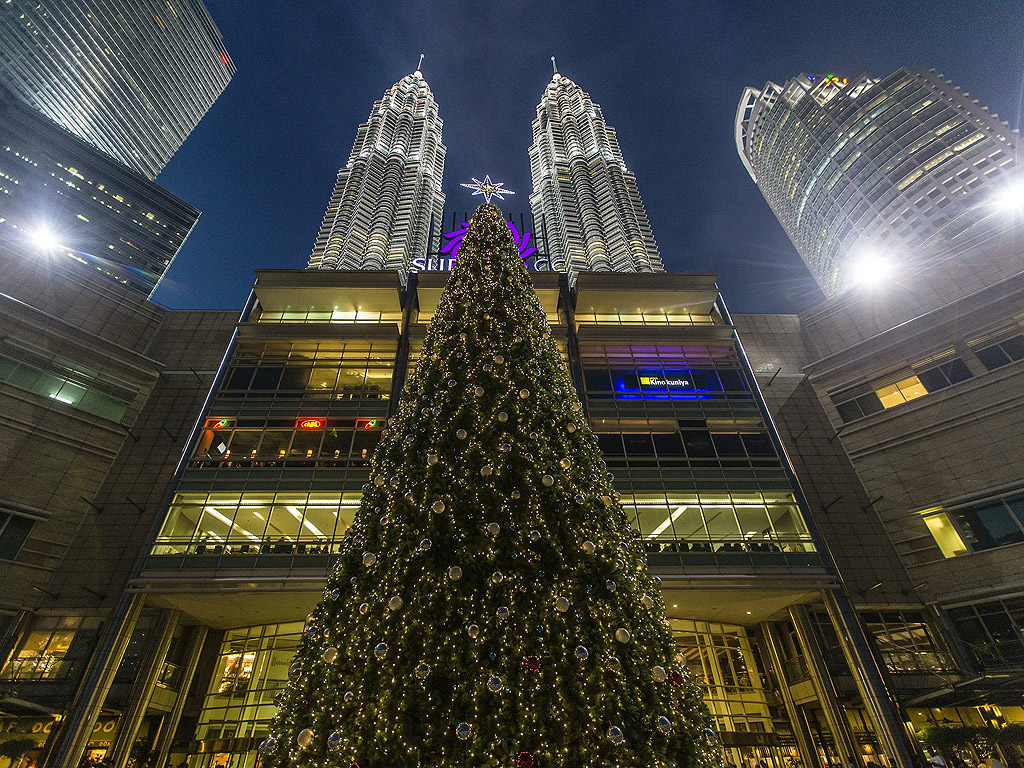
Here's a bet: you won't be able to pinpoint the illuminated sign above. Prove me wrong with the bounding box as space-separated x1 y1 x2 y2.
639 375 692 389
460 175 515 204
356 418 380 430
411 221 538 272
205 417 235 429
296 418 325 430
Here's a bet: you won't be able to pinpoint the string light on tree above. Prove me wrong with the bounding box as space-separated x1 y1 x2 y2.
258 203 718 768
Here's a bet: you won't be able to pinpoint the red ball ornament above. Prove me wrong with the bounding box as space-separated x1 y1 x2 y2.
516 751 535 768
668 670 683 687
523 655 541 672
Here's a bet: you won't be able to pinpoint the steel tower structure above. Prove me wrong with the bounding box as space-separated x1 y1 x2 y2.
528 64 663 276
308 66 445 276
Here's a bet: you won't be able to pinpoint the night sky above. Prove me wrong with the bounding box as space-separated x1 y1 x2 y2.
151 0 1024 314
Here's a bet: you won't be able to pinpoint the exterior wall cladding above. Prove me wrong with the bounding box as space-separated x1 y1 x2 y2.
3 266 945 768
0 0 235 179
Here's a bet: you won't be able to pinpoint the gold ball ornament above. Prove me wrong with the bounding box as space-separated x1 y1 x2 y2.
322 646 338 663
615 628 631 643
555 596 570 612
297 728 314 748
582 541 596 555
388 596 403 611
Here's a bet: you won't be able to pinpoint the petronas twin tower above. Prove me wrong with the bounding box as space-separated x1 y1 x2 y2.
308 63 663 278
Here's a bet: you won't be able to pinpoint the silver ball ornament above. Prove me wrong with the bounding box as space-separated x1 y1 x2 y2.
361 552 376 566
456 428 467 440
657 716 671 733
297 728 314 748
480 466 493 477
494 355 504 364
497 606 510 619
448 565 463 581
541 474 554 487
431 500 445 513
497 412 508 423
487 676 503 692
486 522 500 536
575 645 589 660
322 646 338 663
327 731 343 751
374 642 387 659
652 665 667 682
474 386 484 396
607 726 624 745
427 453 438 466
467 624 480 638
555 596 570 612
388 596 403 611
456 723 472 740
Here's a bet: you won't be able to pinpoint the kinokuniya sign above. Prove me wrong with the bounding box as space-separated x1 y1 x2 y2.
621 371 709 390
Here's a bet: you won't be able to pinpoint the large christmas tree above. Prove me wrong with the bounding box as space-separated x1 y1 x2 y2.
260 204 718 768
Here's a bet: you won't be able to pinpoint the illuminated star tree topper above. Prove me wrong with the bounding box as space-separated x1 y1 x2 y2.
460 175 515 204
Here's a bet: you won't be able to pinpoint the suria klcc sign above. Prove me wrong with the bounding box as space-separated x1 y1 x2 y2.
411 176 544 272
412 220 538 271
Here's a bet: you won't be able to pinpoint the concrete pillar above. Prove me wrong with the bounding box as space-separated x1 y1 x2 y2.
823 591 918 768
108 609 180 768
152 624 208 768
789 605 860 767
44 594 145 768
762 621 822 768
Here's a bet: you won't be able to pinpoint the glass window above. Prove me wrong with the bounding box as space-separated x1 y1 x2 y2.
0 513 34 561
596 434 624 456
922 511 968 558
622 433 656 456
681 430 715 458
278 366 311 390
875 375 927 408
652 432 685 457
256 431 292 459
952 501 1024 549
251 367 283 390
2 616 98 680
711 433 745 457
975 341 1016 371
225 367 255 390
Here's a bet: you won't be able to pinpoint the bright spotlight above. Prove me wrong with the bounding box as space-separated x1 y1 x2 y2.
31 226 60 250
994 181 1024 212
848 250 893 288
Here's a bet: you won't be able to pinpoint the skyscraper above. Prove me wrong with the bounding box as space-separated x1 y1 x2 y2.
0 0 234 179
529 65 662 275
736 68 1020 297
308 67 445 275
0 84 199 297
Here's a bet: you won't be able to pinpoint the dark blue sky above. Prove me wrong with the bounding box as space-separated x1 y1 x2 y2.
152 0 1024 314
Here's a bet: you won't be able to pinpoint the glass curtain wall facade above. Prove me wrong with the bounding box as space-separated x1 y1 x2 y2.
0 86 200 296
0 0 234 179
735 68 1020 296
118 269 917 768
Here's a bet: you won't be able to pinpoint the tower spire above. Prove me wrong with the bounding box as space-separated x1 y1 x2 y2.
551 56 558 75
416 53 424 73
